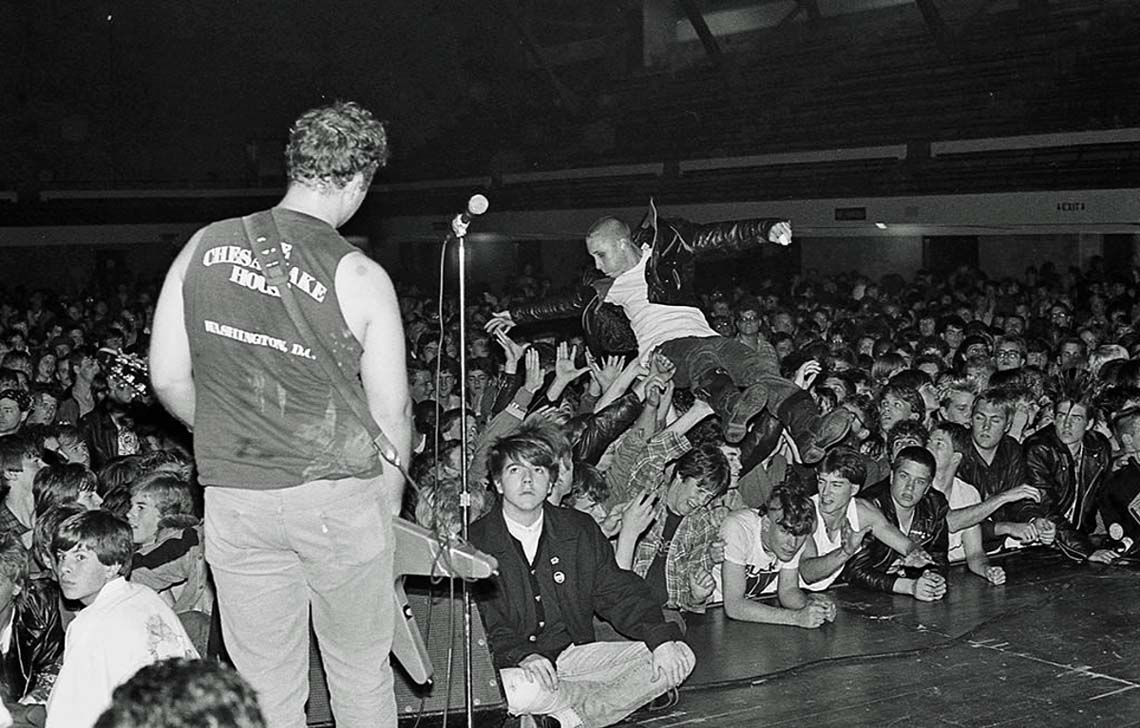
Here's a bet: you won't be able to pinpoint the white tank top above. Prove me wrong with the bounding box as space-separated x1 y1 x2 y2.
804 493 861 591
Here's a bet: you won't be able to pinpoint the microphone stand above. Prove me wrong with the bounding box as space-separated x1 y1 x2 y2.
453 223 475 728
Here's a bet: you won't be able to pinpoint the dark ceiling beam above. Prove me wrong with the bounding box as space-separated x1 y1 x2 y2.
677 0 723 67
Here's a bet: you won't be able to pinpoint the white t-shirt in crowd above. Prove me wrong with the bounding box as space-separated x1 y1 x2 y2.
935 477 982 563
804 493 861 591
605 248 717 362
721 509 803 599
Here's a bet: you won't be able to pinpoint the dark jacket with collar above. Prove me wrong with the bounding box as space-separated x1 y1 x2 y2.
468 502 682 670
842 478 950 594
1023 427 1111 558
506 203 785 355
956 436 1027 542
0 575 64 703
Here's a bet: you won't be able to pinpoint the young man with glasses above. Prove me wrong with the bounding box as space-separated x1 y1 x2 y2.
994 336 1026 372
733 302 766 354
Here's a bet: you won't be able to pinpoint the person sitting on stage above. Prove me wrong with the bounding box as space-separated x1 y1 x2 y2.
843 447 950 602
956 388 1047 549
469 431 695 728
1022 373 1118 564
720 483 837 628
485 204 845 465
928 422 1006 585
46 511 197 728
798 448 919 592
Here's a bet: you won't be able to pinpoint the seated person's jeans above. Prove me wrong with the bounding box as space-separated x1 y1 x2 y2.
500 640 694 728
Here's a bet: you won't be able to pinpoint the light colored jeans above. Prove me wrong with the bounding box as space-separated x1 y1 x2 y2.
204 477 396 728
500 641 694 728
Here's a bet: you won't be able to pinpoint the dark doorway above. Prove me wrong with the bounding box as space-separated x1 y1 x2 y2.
923 235 979 275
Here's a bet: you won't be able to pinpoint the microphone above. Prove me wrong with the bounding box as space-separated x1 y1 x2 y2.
448 194 489 240
457 194 489 225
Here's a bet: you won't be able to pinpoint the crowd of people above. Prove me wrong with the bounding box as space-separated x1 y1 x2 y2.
2 100 1138 728
401 236 1140 725
0 235 1137 728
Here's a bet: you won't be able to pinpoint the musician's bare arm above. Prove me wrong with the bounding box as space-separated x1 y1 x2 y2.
150 229 202 428
337 251 413 516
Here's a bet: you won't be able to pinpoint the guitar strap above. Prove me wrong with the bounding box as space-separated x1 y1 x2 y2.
240 210 403 473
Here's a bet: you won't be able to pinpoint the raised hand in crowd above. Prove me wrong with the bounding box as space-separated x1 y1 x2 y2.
793 359 822 390
648 350 677 382
586 350 626 396
495 330 527 374
485 310 515 336
522 348 544 394
767 221 793 246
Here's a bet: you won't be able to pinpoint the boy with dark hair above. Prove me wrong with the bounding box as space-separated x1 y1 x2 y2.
720 484 837 629
94 658 265 728
798 448 920 592
844 447 950 602
614 435 731 614
46 511 196 728
469 432 695 728
1022 374 1117 563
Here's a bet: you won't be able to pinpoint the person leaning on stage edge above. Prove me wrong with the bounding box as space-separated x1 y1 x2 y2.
148 101 411 728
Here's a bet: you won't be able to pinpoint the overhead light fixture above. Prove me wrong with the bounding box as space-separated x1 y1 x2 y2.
875 222 888 229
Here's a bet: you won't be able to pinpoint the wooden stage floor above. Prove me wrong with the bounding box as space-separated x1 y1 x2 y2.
623 550 1140 728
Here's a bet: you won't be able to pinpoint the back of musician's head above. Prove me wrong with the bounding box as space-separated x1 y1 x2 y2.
285 101 389 190
94 658 266 728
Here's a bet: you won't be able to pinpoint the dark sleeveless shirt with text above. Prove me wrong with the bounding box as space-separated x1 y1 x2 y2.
182 208 383 488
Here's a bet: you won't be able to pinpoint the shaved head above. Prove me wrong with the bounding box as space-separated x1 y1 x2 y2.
586 216 631 245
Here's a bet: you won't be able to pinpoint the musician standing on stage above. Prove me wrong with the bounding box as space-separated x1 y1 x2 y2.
149 101 411 728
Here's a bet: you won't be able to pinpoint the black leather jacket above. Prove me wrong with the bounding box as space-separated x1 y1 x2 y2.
1023 428 1111 559
572 392 644 467
508 203 785 354
0 575 64 703
842 478 950 594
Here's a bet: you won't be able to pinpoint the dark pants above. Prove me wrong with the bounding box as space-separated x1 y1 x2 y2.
659 335 800 411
